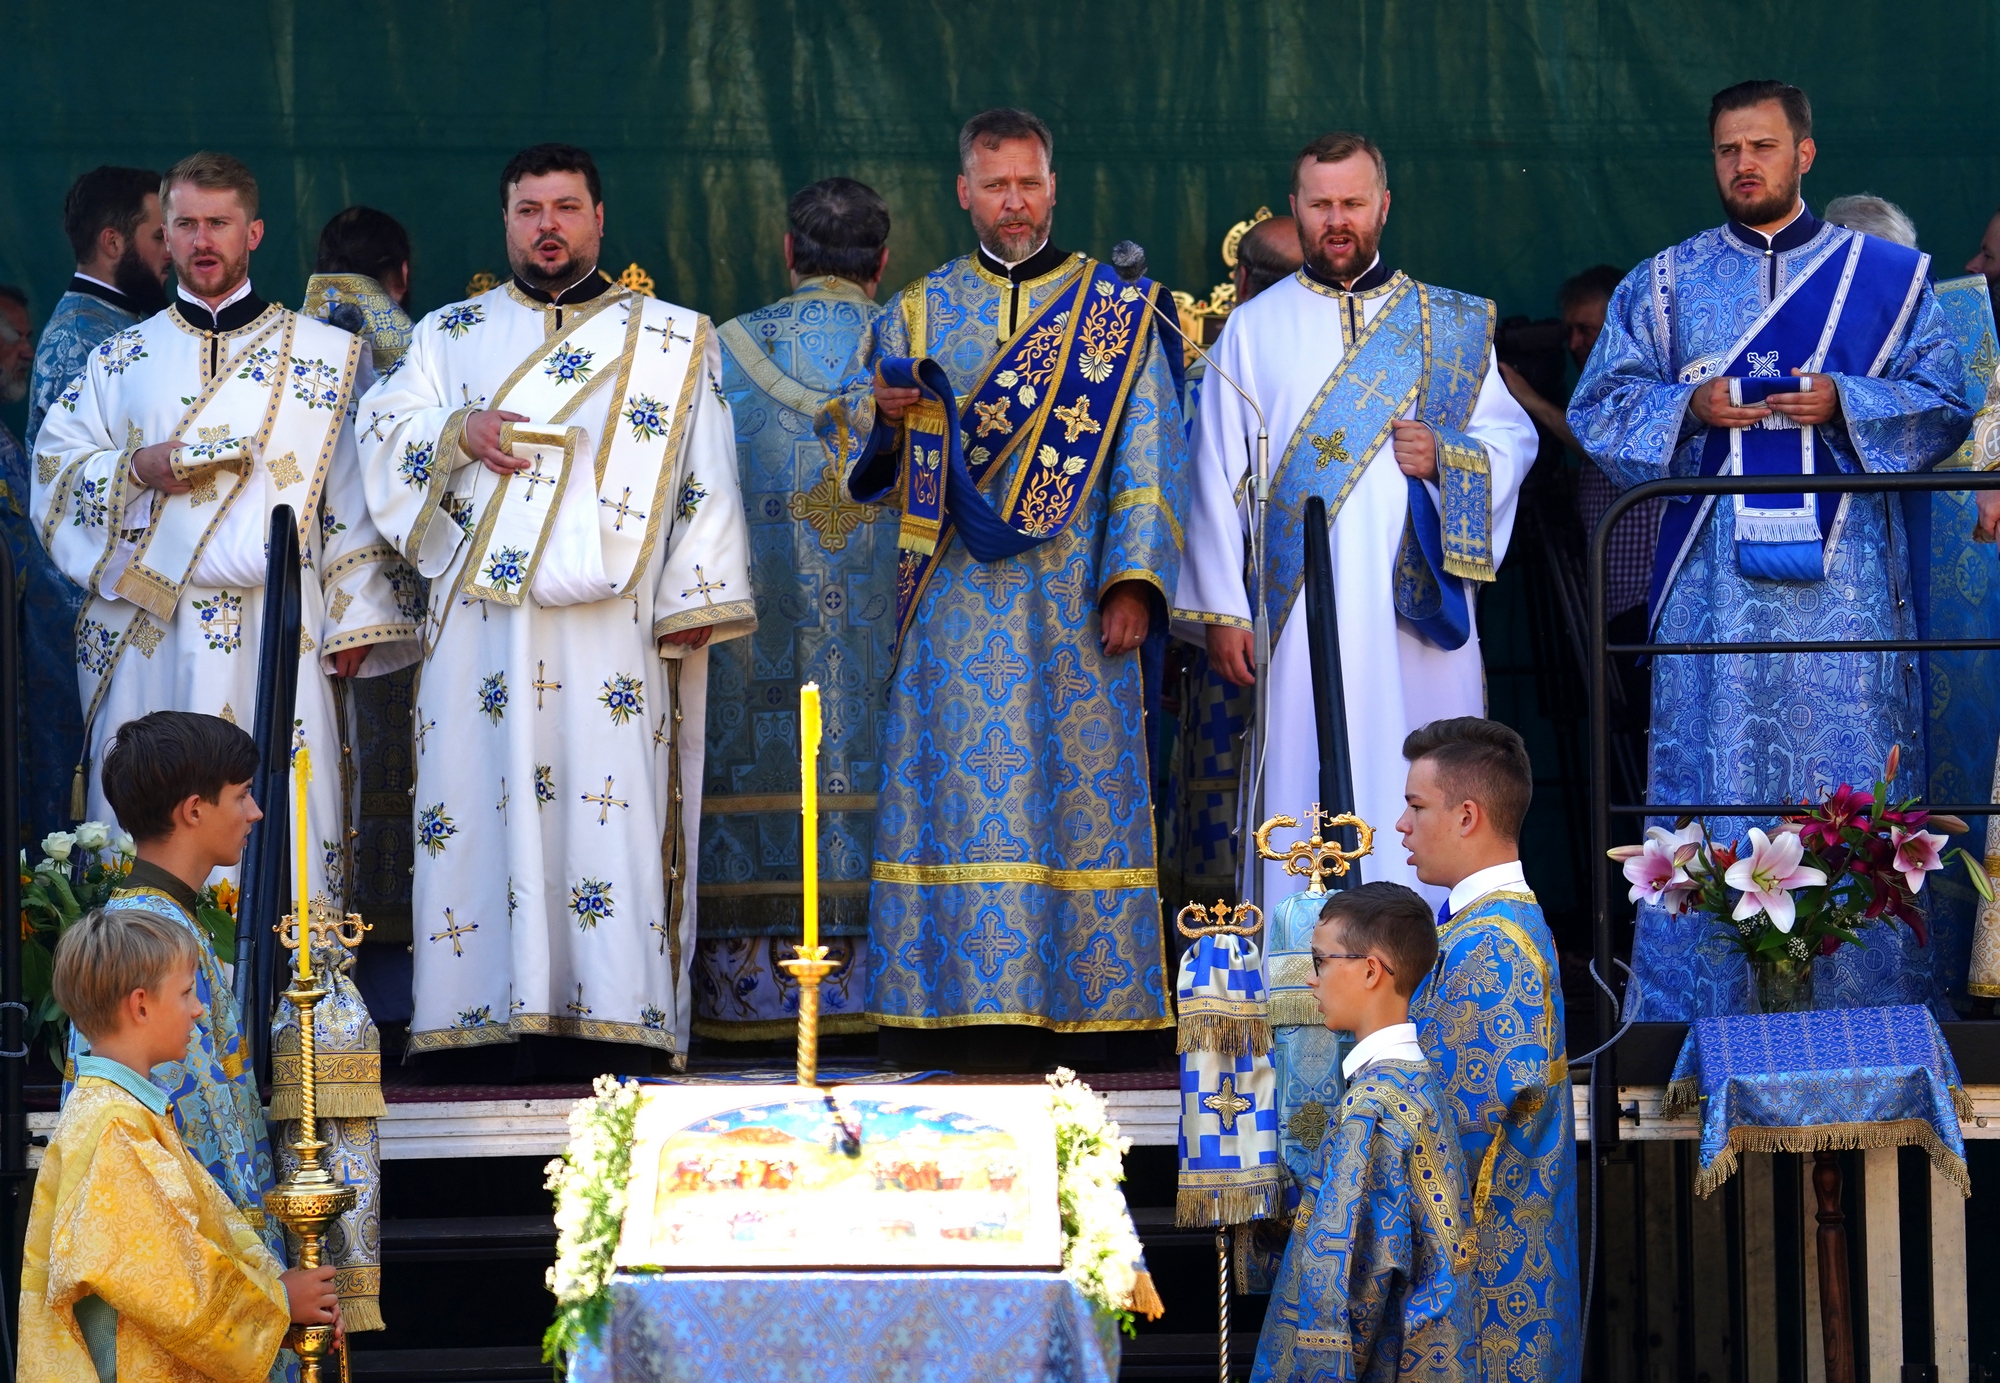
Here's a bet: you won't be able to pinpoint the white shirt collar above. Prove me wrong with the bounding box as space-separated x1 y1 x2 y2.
1447 859 1529 917
1341 1022 1424 1079
74 271 121 294
178 277 254 315
1736 201 1807 248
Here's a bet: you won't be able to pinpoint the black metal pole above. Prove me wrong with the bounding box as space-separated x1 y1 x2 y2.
1302 496 1358 881
0 536 21 1369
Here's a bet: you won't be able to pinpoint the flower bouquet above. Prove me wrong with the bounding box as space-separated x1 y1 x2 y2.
19 824 237 1066
1609 747 1990 1013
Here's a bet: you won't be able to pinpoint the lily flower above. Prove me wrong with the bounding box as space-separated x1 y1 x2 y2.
1622 828 1700 909
1724 827 1828 934
1890 826 1947 895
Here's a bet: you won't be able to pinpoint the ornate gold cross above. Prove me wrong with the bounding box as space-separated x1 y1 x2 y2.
1205 1075 1254 1133
1311 429 1351 469
1052 394 1101 443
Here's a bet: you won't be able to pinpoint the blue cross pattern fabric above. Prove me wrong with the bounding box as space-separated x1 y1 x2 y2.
1176 928 1281 1226
1662 1002 1972 1198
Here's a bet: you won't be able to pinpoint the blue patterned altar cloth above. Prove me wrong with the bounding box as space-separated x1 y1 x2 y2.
1663 1004 1971 1198
568 1272 1119 1383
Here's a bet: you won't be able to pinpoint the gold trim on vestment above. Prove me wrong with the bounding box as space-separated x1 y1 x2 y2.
1170 607 1253 630
1108 485 1185 548
866 1008 1174 1033
405 1010 679 1055
323 622 416 655
623 315 710 596
871 861 1156 889
652 598 757 640
693 1013 878 1041
321 542 399 586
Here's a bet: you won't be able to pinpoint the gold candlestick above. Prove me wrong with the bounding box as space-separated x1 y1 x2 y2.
778 946 837 1085
264 914 357 1382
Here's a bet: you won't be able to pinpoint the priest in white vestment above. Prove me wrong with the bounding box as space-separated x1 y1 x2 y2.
355 145 753 1069
32 153 418 901
1174 133 1536 906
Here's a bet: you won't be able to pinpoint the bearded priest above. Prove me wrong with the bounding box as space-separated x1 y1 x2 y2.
1569 81 1973 1017
1174 131 1537 907
31 151 416 897
819 108 1188 1057
355 143 752 1073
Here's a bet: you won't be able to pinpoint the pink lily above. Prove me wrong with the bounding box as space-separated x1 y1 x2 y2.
1724 827 1828 934
1890 826 1947 895
1622 826 1702 909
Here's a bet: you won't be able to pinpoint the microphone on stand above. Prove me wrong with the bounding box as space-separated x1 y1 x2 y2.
1111 241 1275 909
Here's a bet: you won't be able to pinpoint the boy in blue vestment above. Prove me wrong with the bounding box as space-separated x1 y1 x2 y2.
63 711 284 1270
1253 881 1475 1383
1397 719 1578 1383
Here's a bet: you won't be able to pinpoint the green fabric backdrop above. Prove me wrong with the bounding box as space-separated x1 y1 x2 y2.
4 1 1998 333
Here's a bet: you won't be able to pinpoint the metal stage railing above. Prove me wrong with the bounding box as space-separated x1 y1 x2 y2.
1586 468 2000 1362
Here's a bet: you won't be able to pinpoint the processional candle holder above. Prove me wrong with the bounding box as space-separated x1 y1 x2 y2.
1253 803 1374 895
264 908 357 1382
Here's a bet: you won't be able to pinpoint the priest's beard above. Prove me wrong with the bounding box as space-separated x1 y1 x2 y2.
510 232 597 294
973 205 1052 266
1301 211 1385 286
112 245 170 316
1718 161 1801 228
0 363 25 405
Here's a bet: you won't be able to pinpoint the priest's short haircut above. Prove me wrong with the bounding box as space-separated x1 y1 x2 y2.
501 142 602 208
1824 194 1918 249
1402 716 1533 843
958 108 1052 170
1709 79 1812 142
62 165 161 262
1557 264 1625 314
1317 882 1438 997
1237 217 1303 299
101 710 260 843
53 906 201 1043
316 205 412 282
1294 131 1387 194
787 177 890 284
161 151 259 220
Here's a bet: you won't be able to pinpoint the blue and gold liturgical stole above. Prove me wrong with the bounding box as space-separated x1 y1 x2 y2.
1265 273 1496 652
876 258 1164 656
1651 227 1929 604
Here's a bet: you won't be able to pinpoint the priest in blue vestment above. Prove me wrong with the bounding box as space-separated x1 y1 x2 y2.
818 108 1188 1049
1398 719 1577 1383
699 178 896 1040
1569 80 1974 1017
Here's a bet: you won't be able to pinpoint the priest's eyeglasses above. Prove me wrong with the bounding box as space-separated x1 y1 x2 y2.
1310 951 1393 976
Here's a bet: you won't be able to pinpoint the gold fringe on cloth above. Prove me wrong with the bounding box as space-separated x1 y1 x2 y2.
1127 1270 1165 1320
269 1051 387 1121
1267 992 1324 1030
1176 1180 1280 1229
1661 1076 1701 1121
332 1265 384 1333
1175 1011 1272 1057
1953 1083 1975 1122
1692 1118 1972 1200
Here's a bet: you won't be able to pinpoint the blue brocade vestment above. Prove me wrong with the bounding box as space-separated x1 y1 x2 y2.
699 277 893 1036
819 252 1189 1031
1568 215 1973 1017
1251 1058 1476 1383
1409 889 1578 1383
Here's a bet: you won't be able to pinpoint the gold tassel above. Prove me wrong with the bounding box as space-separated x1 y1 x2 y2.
269 1082 388 1121
1952 1084 1976 1122
1128 1270 1165 1320
1661 1077 1702 1121
1473 1140 1500 1224
1175 1181 1280 1229
71 763 86 821
1267 993 1325 1029
1175 1012 1273 1057
1690 1119 1973 1200
337 1295 384 1333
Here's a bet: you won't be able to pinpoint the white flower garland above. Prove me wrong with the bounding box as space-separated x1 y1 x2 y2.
542 1069 1155 1363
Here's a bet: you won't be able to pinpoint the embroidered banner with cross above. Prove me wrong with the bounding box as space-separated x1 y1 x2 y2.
1174 900 1281 1228
1265 273 1497 653
872 257 1165 660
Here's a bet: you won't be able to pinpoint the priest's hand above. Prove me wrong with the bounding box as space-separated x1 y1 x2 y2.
873 373 921 424
1390 420 1438 482
661 627 712 651
281 1265 339 1328
1687 378 1771 430
1768 370 1840 426
1099 580 1150 658
1974 490 2000 548
330 647 370 678
1206 625 1256 687
131 440 193 494
464 409 533 474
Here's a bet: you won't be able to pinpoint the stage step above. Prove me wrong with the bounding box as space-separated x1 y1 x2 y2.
347 1345 546 1382
381 1215 556 1262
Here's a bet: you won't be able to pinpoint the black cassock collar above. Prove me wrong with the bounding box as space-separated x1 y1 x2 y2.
510 270 617 306
1301 255 1394 295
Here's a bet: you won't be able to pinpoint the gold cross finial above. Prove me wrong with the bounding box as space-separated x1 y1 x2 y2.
618 262 656 297
1254 807 1375 895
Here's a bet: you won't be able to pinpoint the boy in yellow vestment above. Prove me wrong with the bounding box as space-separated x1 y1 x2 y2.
18 908 338 1382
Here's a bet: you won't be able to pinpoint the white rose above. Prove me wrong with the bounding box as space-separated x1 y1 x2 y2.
40 832 76 863
111 831 136 858
74 821 110 851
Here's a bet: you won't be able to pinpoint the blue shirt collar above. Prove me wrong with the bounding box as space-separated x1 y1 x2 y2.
74 1055 169 1116
1726 202 1820 254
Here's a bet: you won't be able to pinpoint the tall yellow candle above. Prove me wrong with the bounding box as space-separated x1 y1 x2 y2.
800 683 822 952
292 736 312 980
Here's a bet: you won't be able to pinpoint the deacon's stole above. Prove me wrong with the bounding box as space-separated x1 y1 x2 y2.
52 307 360 744
1650 226 1929 607
406 290 706 652
1255 1059 1475 1382
1267 272 1497 652
874 257 1166 658
1409 888 1580 1376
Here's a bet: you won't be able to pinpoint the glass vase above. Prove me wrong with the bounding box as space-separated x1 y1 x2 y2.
1750 955 1815 1014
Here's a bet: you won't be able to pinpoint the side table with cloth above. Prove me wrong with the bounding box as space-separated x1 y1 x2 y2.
567 1272 1120 1383
1661 1003 1972 1199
